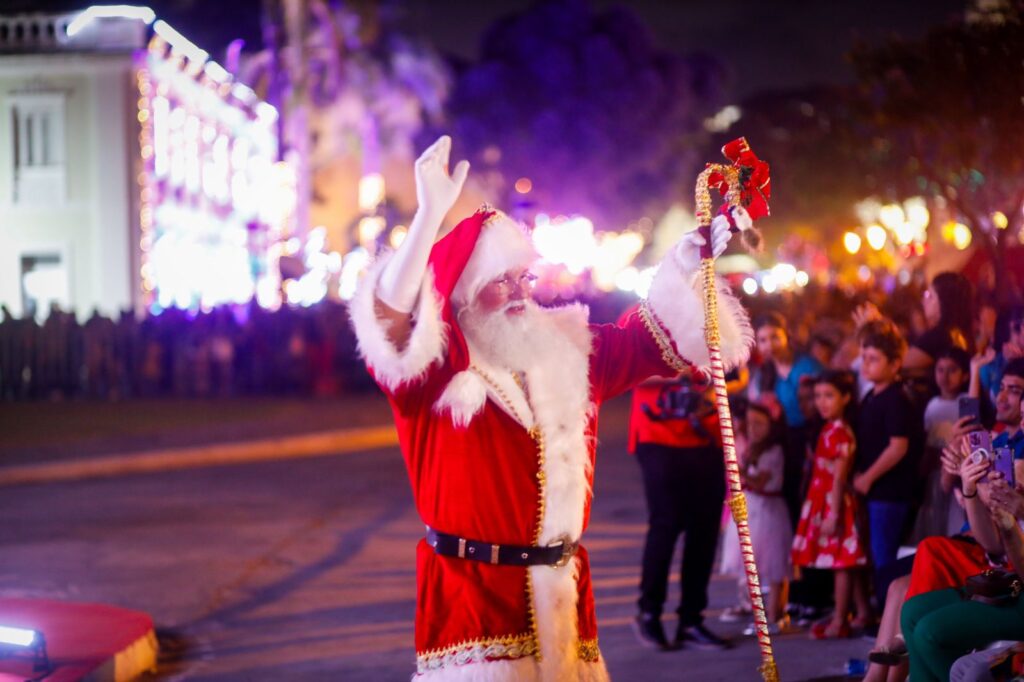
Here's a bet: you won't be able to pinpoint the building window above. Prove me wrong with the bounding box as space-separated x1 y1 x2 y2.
10 93 66 204
21 252 69 320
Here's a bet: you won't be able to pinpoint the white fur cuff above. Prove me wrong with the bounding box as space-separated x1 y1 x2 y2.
349 254 447 391
646 248 753 371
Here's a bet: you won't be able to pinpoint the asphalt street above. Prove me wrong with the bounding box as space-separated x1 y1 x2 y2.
0 395 868 680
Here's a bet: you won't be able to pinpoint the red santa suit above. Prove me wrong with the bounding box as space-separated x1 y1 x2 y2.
349 207 751 681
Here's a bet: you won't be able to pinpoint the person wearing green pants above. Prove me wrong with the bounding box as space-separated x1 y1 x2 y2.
900 587 1024 681
901 455 1024 682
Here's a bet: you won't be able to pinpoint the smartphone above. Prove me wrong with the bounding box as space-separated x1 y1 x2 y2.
959 396 981 424
967 429 993 465
992 447 1016 486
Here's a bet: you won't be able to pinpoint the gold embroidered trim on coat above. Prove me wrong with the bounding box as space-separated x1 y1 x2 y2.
532 429 546 545
524 567 541 663
528 425 546 661
416 633 537 673
638 301 688 372
577 638 600 662
470 364 545 664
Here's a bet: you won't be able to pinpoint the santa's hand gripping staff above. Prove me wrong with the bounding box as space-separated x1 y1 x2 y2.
350 135 753 681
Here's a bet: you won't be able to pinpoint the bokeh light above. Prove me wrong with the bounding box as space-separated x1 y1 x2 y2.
865 224 887 250
878 204 905 231
952 222 972 250
843 231 862 254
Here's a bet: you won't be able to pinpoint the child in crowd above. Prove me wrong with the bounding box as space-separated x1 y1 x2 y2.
792 370 871 639
852 319 919 604
809 333 837 370
794 374 823 509
785 374 835 625
720 398 793 632
912 347 970 541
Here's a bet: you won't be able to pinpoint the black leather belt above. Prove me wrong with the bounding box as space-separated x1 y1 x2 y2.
425 527 578 567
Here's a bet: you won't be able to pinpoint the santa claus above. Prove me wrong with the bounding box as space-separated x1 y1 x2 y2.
349 136 752 680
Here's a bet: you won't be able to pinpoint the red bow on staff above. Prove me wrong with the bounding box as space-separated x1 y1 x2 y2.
707 137 771 221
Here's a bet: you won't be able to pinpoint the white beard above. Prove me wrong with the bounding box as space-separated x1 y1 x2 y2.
458 300 558 372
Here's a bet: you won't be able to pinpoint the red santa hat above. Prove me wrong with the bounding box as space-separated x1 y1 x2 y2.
426 205 537 364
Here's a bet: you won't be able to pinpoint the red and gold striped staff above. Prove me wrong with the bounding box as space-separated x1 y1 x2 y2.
696 138 776 681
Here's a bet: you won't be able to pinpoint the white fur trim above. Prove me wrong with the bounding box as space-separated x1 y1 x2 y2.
521 305 601 681
530 562 579 681
524 304 594 545
714 275 754 369
460 347 536 429
452 214 537 307
433 370 488 428
528 560 608 682
412 653 607 681
349 253 447 391
646 248 753 371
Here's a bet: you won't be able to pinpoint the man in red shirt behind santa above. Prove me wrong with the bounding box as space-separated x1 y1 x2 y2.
349 136 752 680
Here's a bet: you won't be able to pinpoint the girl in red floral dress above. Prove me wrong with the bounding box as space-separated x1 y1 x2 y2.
791 370 871 638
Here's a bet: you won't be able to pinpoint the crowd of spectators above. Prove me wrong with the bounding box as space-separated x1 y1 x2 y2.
0 301 372 402
711 269 1024 681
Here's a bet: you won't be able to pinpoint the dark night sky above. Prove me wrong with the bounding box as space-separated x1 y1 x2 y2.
15 0 968 98
392 0 968 98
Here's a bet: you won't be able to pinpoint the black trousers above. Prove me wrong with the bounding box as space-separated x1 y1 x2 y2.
636 442 725 625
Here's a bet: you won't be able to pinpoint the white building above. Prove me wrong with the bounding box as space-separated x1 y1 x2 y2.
0 7 287 321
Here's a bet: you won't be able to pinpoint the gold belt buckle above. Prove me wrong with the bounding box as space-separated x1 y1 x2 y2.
548 534 579 568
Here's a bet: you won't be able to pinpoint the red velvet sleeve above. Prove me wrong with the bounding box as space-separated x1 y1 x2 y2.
589 305 687 404
375 341 463 420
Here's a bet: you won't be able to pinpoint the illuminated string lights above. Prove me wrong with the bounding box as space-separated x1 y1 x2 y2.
136 68 156 296
66 5 155 38
135 21 287 313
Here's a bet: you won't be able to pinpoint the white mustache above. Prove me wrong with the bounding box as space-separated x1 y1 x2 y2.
500 300 530 313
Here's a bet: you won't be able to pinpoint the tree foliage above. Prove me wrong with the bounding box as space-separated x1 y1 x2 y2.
438 0 725 228
246 1 450 165
848 1 1024 263
710 87 868 246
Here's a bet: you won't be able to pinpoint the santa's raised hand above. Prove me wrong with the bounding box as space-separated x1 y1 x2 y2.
377 136 469 320
414 135 470 231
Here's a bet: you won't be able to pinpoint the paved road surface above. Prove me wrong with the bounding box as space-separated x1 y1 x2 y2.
0 395 867 680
